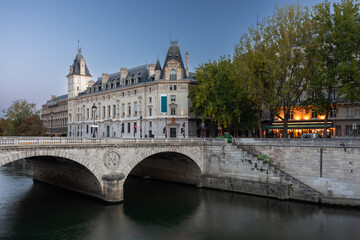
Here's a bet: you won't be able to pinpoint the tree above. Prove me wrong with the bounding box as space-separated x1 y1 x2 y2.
233 18 275 138
0 118 7 136
305 0 360 137
189 56 254 135
234 3 311 138
263 4 312 138
2 99 41 136
16 115 46 136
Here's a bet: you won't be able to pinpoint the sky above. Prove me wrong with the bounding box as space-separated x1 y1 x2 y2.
0 0 339 116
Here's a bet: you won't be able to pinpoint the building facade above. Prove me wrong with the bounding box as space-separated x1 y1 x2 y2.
41 94 68 136
67 41 199 138
265 90 360 138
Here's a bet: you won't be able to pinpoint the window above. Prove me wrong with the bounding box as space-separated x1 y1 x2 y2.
149 121 152 127
330 107 336 118
108 106 111 117
330 89 336 102
170 69 177 80
134 90 137 95
174 85 177 91
86 125 89 134
149 87 152 93
149 108 152 116
171 107 176 115
289 110 294 119
121 123 124 133
134 122 137 133
87 108 89 120
347 107 354 117
128 91 130 96
122 92 124 97
134 102 138 115
171 95 176 102
103 106 106 118
149 97 152 103
170 85 173 91
128 103 131 115
128 122 131 133
122 104 125 117
113 105 116 117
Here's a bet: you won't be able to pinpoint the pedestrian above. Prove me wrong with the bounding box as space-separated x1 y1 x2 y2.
264 155 270 163
258 152 262 161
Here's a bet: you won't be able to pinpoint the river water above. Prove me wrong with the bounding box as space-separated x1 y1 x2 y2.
1 160 360 240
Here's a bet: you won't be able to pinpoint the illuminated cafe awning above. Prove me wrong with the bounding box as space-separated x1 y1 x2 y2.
265 122 333 130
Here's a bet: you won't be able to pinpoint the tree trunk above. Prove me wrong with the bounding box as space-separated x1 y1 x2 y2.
258 110 264 138
283 108 289 139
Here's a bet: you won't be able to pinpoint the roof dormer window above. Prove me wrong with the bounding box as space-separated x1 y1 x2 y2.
170 69 177 80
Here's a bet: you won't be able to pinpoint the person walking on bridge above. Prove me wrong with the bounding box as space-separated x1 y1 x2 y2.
258 152 262 161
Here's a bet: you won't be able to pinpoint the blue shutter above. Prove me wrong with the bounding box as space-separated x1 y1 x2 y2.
161 95 167 113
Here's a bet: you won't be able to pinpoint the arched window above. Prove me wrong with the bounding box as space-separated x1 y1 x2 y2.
170 69 177 80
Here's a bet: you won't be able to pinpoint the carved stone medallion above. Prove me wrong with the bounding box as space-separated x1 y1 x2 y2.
103 150 121 171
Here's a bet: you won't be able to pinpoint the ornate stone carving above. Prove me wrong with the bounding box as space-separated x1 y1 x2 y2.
103 150 121 170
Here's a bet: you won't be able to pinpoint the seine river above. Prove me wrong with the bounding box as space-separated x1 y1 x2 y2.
1 160 360 240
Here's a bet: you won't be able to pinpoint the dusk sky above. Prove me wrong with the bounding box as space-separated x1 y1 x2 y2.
0 0 338 115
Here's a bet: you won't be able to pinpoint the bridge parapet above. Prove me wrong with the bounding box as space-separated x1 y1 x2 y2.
0 137 204 147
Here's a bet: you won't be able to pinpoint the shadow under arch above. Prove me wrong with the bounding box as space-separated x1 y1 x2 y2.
123 151 203 226
126 151 203 186
25 155 103 200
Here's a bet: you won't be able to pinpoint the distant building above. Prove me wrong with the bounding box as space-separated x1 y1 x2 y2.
67 41 199 138
265 90 360 138
41 94 68 136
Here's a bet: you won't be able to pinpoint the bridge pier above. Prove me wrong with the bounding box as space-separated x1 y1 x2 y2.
102 173 126 203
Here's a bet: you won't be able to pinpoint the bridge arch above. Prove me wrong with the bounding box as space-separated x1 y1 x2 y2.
1 150 104 201
124 149 204 188
124 146 204 176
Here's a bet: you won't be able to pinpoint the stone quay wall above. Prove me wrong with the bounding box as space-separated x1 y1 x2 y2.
228 138 360 205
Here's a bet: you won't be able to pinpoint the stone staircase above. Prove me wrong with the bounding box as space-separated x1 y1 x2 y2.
231 143 324 203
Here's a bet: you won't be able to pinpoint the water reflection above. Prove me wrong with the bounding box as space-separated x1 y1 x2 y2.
1 160 360 240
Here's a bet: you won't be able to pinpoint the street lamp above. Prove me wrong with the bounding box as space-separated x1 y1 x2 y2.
140 115 143 138
165 117 167 138
50 110 54 138
92 103 97 138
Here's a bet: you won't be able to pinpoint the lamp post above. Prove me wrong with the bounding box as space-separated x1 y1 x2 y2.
165 117 167 138
140 115 143 138
92 103 97 138
50 110 54 138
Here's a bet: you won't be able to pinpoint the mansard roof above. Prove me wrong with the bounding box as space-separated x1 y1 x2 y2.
71 48 91 76
46 94 68 106
89 64 150 90
163 40 185 70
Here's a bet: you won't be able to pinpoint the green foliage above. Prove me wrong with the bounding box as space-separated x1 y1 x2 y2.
304 0 360 136
189 56 255 129
16 115 46 136
2 99 43 136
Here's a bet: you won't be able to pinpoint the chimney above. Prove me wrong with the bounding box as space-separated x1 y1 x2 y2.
51 95 56 100
148 64 155 77
120 68 128 84
102 73 109 86
88 80 95 87
185 51 189 78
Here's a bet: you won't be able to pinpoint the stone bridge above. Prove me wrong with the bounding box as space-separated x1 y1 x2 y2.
0 137 204 203
2 137 360 206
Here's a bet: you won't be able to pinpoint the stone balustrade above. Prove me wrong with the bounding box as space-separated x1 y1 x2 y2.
0 137 204 146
